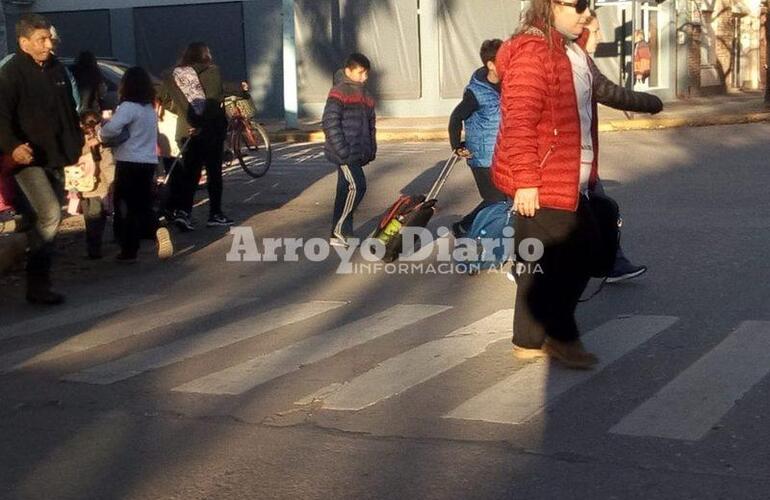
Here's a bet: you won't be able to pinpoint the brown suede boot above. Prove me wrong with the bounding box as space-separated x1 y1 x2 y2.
512 344 546 360
543 338 598 370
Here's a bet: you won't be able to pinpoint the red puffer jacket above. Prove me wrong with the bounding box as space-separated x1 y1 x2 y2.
491 27 598 212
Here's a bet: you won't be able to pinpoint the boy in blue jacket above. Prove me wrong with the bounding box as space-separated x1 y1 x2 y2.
323 53 376 248
448 39 506 237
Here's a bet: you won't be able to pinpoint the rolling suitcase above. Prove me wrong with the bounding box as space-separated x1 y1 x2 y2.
373 154 460 262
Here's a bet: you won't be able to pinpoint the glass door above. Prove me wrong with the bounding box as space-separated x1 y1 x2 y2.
632 1 670 90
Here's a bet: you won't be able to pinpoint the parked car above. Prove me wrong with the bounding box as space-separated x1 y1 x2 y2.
61 57 181 157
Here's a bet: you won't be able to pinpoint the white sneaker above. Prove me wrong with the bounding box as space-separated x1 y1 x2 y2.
156 227 174 260
329 236 349 248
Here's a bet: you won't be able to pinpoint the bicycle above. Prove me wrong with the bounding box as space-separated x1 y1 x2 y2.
223 96 272 178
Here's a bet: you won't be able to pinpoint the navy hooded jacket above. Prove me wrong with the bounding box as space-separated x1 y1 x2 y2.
322 70 376 167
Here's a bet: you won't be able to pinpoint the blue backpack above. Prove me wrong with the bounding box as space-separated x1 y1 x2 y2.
457 200 515 274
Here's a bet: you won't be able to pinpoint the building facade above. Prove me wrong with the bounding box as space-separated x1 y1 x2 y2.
1 0 765 120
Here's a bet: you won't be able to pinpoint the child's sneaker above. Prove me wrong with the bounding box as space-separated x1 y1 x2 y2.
329 234 349 248
0 218 16 234
156 227 174 260
173 210 195 232
207 213 234 227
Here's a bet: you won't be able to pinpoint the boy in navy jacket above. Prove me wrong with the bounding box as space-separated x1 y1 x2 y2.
322 53 376 247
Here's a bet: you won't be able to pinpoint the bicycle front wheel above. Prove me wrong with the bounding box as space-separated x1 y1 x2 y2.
236 122 272 178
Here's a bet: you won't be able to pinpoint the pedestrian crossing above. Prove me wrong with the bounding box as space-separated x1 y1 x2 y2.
0 294 158 341
171 304 451 395
0 296 261 373
2 295 770 443
610 320 770 441
63 300 347 385
445 315 679 425
296 309 514 411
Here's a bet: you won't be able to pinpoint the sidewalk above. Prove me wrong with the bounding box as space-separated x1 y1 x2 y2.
267 91 770 143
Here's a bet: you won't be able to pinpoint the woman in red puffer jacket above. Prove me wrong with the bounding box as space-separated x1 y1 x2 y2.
491 0 613 369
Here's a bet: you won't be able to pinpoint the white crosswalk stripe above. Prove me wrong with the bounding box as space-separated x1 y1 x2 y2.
296 309 513 411
171 304 451 395
0 295 159 341
610 320 770 441
0 297 261 373
11 297 764 442
62 301 347 385
444 315 679 425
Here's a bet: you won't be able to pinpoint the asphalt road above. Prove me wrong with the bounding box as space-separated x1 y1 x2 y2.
1 123 770 499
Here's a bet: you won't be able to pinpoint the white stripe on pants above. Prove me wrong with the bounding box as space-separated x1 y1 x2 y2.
334 164 357 237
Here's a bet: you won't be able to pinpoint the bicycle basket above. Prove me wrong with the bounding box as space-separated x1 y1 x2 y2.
224 97 256 120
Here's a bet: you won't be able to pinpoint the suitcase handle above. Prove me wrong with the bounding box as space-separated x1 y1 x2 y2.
426 154 460 201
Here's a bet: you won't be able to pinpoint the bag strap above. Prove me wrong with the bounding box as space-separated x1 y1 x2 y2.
379 195 411 229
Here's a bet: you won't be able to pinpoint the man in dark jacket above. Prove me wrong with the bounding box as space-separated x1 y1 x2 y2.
323 53 376 247
0 14 83 304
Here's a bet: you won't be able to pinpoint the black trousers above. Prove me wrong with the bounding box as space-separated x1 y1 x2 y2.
458 167 507 230
331 163 366 237
512 197 601 348
169 132 225 216
113 162 157 257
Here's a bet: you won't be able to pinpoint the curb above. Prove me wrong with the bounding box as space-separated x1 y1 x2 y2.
598 111 770 132
270 111 770 144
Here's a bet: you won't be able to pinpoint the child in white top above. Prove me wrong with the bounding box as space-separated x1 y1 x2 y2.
99 67 172 261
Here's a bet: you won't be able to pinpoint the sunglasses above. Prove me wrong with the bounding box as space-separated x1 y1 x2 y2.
553 0 590 14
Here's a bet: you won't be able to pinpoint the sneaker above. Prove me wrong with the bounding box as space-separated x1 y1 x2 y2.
0 218 16 234
173 210 195 232
156 227 174 260
607 259 648 284
543 338 598 370
207 213 234 227
329 234 349 248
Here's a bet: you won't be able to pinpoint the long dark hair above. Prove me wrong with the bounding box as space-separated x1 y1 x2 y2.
178 42 212 67
119 67 155 105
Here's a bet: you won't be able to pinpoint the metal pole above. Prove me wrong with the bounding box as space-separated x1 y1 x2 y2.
282 0 299 129
732 15 738 88
621 8 627 85
735 16 743 88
